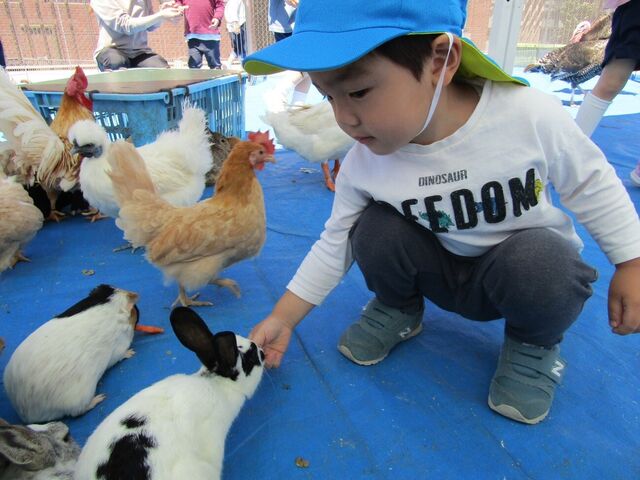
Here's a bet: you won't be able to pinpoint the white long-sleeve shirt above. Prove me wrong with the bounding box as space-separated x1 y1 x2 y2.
288 80 640 306
90 0 162 58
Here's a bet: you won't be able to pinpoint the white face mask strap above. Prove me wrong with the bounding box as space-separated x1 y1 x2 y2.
417 31 454 136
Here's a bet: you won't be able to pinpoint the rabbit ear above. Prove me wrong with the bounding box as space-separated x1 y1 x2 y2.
0 425 48 467
211 332 239 379
39 421 70 443
170 307 218 371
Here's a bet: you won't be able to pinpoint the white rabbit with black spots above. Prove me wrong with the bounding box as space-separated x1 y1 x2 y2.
0 418 80 480
74 306 265 480
3 285 143 423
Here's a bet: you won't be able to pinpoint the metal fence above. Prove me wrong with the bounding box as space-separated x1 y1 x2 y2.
515 0 607 66
0 0 610 72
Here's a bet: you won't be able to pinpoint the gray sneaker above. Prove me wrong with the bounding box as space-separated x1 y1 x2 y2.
337 298 423 366
488 335 566 424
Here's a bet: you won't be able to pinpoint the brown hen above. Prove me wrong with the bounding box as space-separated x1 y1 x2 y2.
108 133 275 307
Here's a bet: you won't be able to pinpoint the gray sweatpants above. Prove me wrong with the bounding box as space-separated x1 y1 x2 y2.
350 202 598 347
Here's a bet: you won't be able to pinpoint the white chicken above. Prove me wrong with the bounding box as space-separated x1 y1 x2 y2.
68 105 213 220
0 173 44 273
262 101 354 191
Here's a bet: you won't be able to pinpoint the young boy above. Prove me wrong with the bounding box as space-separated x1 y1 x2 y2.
243 0 640 424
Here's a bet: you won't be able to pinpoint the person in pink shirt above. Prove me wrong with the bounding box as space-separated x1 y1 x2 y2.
575 0 639 149
175 0 225 69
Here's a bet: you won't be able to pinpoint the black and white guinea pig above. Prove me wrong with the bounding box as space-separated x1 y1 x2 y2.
74 307 265 480
3 285 141 424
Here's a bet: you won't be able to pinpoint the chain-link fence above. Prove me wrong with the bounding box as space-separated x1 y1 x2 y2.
0 0 611 72
464 0 608 68
517 0 607 66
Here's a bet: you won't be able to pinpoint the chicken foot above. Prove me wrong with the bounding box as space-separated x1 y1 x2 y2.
112 242 141 253
172 285 214 308
210 278 242 298
83 209 107 222
10 251 31 268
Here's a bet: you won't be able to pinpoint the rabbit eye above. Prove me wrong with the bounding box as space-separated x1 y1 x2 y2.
63 432 71 442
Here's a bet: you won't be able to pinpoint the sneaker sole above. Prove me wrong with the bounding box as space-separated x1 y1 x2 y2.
487 397 549 425
337 323 424 366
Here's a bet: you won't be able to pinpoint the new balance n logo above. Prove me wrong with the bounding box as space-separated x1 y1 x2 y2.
551 360 565 377
399 327 412 338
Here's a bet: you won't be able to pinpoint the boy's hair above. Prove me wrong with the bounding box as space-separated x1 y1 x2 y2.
372 34 438 81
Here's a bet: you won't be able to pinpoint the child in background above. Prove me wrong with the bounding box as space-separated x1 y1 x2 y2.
575 0 639 145
268 0 297 42
224 0 247 64
176 0 225 69
243 0 640 425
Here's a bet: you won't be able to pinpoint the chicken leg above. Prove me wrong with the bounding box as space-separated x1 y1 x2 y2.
210 278 242 298
321 159 341 192
44 188 65 222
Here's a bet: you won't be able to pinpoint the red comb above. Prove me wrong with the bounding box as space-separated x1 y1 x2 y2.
248 131 275 155
65 66 88 94
64 66 92 111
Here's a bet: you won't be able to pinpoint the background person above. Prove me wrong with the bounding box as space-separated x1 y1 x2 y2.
575 0 639 141
176 0 225 69
90 0 185 71
224 0 247 65
268 0 297 42
0 39 6 68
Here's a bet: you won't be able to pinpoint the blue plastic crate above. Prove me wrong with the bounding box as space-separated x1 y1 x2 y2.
23 73 247 146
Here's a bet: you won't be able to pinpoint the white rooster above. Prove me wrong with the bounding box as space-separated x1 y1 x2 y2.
68 105 213 221
262 101 354 191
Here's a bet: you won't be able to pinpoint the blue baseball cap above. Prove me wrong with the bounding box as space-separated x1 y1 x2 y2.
243 0 527 85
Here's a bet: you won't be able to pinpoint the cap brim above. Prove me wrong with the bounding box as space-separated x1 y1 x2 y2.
244 28 410 75
244 31 528 86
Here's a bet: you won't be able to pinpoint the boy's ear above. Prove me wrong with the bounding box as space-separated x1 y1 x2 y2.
430 33 463 86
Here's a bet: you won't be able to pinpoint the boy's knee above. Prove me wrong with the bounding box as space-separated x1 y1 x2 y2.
491 229 596 301
350 202 406 255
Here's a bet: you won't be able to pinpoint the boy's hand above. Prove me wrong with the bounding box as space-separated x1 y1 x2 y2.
608 258 640 335
250 316 294 368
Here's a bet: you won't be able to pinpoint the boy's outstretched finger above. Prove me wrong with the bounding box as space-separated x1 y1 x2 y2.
615 305 640 335
608 295 623 330
609 296 640 335
264 348 284 368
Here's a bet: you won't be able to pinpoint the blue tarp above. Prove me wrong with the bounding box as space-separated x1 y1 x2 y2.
0 70 638 479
